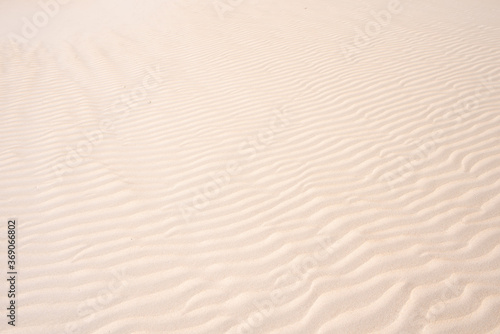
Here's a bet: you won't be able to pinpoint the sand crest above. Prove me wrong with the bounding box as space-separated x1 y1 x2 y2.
1 0 500 333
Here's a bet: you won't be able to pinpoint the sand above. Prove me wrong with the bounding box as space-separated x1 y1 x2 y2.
1 0 500 333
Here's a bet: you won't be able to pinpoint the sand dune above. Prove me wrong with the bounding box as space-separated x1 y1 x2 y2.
1 0 500 333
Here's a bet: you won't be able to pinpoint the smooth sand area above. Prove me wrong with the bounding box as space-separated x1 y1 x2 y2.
1 0 500 333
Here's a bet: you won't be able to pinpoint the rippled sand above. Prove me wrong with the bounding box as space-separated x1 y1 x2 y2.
1 0 500 333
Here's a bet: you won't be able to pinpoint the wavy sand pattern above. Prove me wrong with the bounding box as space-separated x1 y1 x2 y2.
1 0 500 333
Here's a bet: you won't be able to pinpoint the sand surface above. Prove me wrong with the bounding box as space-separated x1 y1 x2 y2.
1 0 500 333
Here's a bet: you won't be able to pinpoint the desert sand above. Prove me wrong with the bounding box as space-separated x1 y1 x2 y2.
1 0 500 333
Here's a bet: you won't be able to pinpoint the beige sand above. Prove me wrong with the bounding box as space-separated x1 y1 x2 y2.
1 0 500 333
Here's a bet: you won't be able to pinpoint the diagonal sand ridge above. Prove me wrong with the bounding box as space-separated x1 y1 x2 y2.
1 0 500 333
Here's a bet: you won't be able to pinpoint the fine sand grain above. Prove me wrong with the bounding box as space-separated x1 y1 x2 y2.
1 0 500 333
